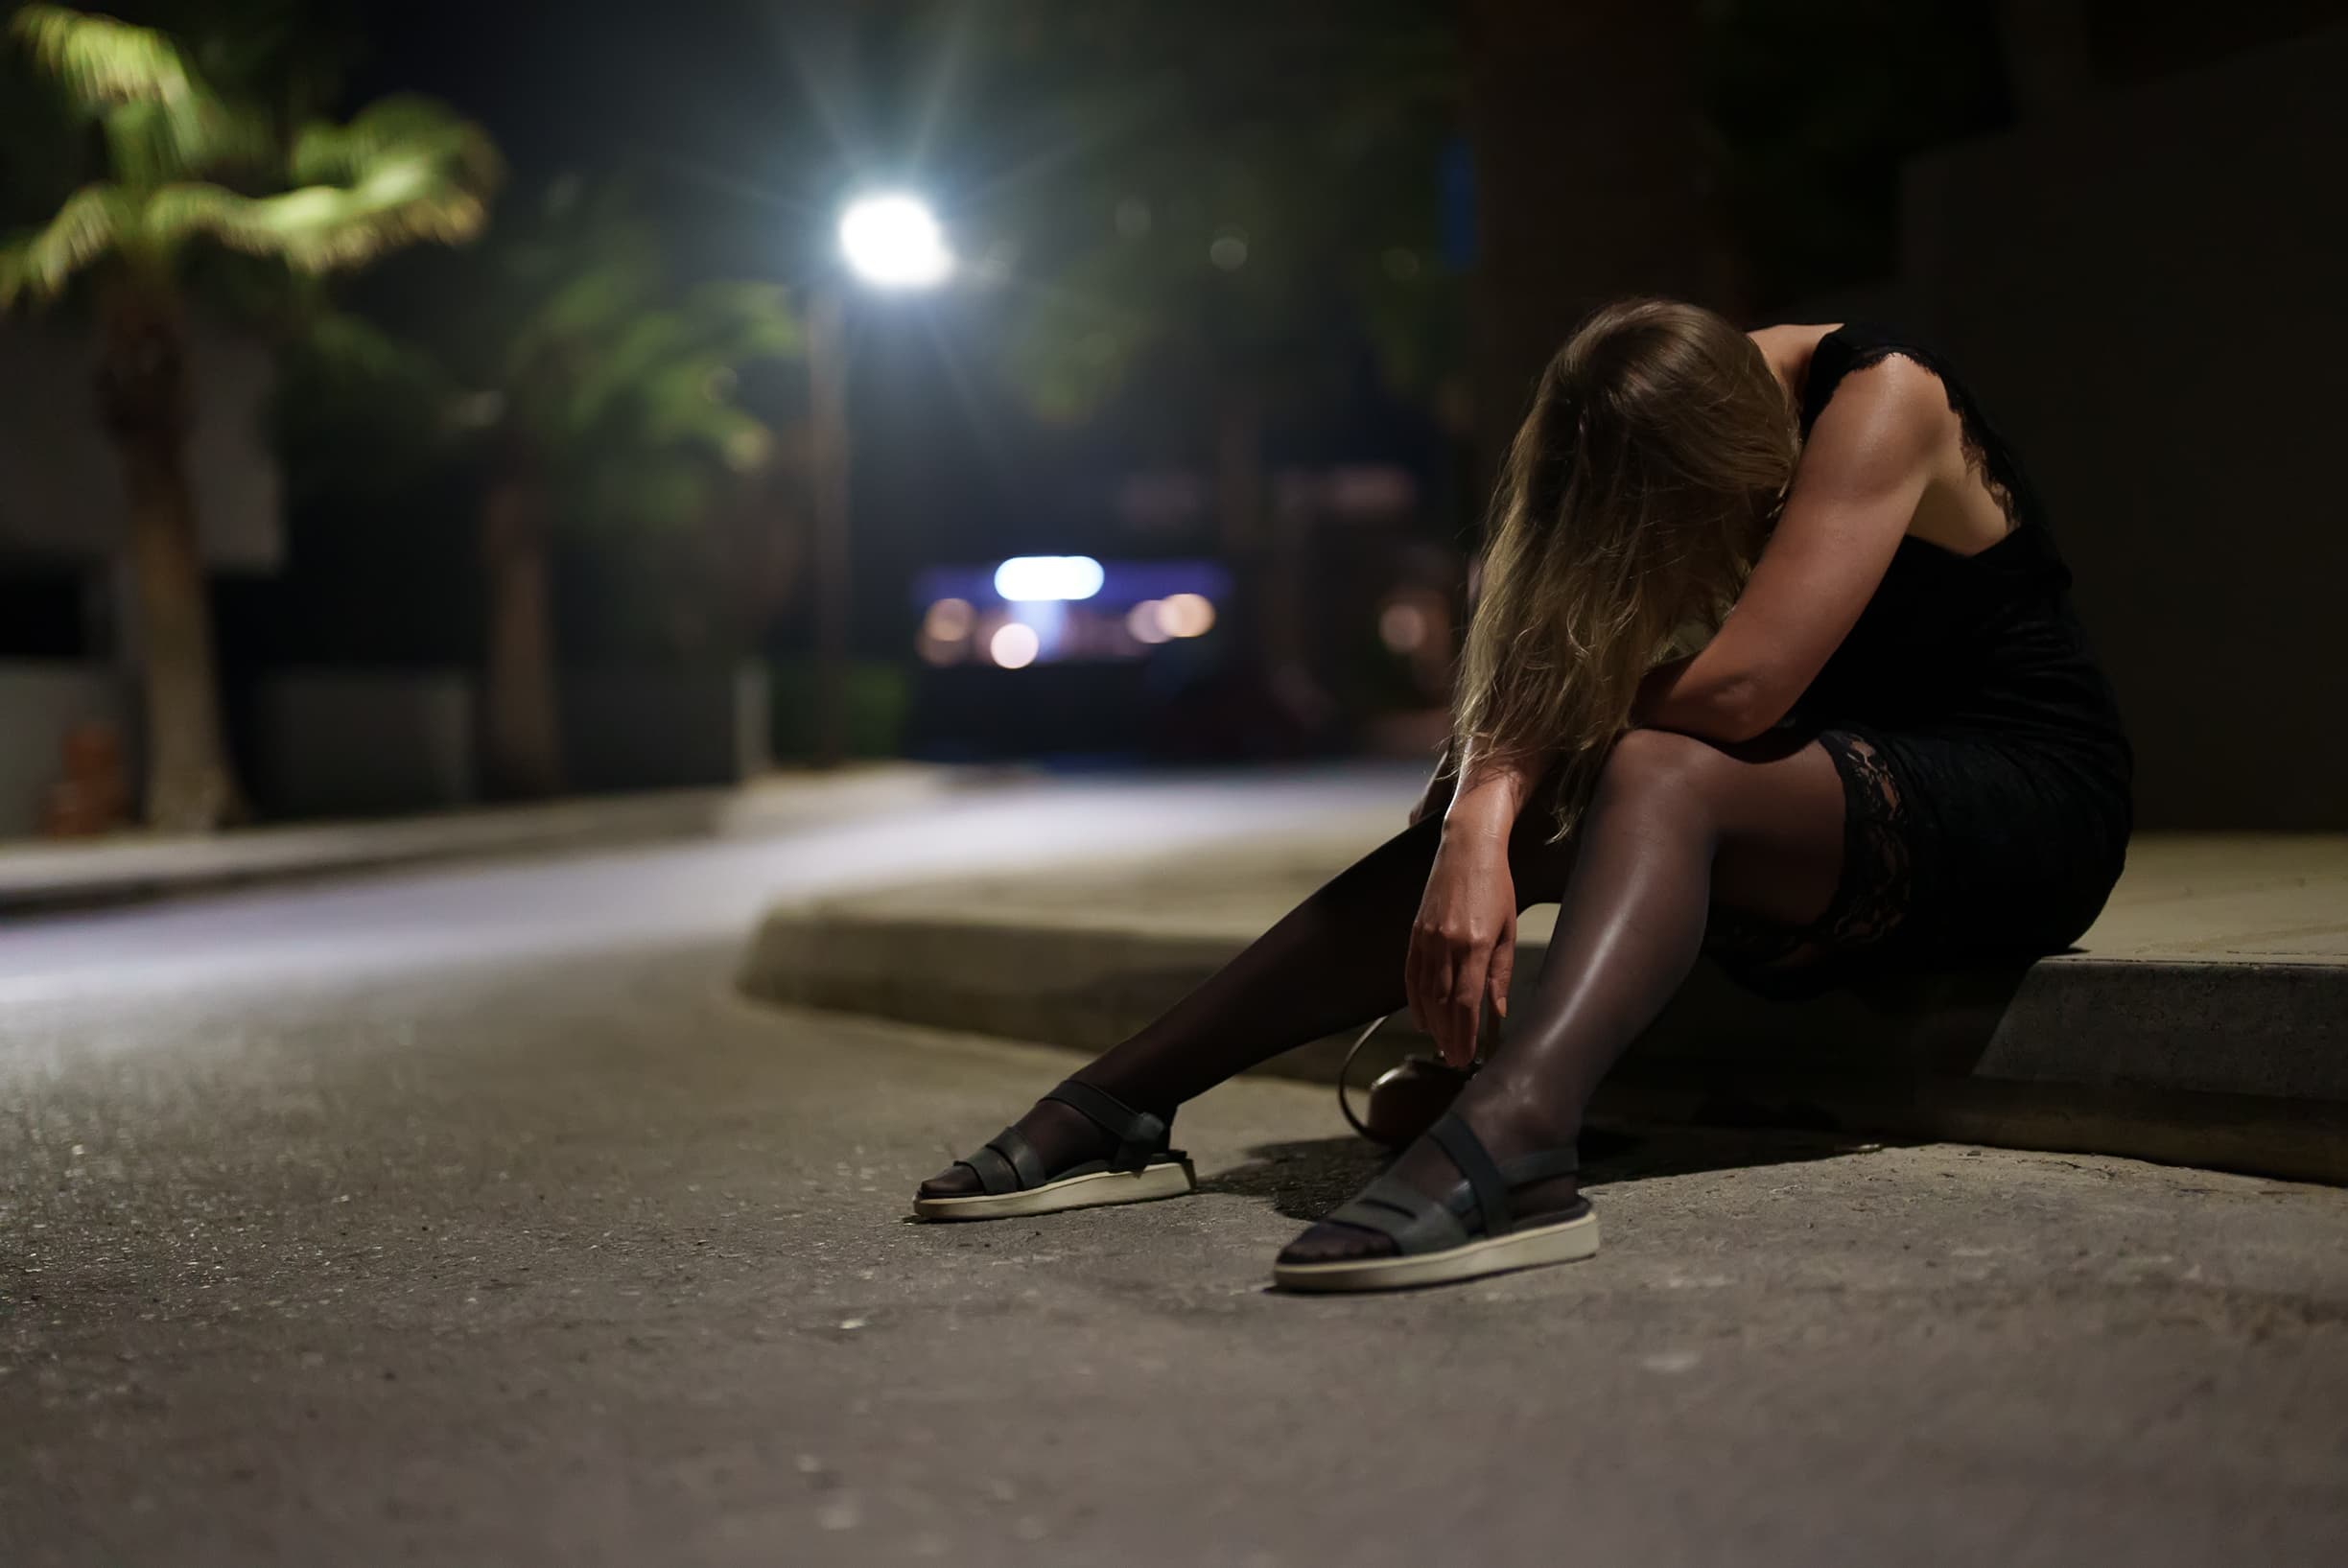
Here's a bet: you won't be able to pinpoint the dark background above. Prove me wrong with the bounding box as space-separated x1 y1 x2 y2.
3 0 2344 820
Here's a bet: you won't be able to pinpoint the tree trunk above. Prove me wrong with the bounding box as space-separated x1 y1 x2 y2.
1212 384 1265 566
481 453 564 800
1209 383 1331 751
1211 386 1271 675
806 286 851 769
96 288 245 832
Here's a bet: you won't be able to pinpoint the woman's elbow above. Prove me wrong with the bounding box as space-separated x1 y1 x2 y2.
1702 678 1787 744
1634 668 1788 746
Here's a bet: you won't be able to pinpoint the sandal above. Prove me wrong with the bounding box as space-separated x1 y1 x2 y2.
1271 1111 1599 1293
911 1078 1197 1222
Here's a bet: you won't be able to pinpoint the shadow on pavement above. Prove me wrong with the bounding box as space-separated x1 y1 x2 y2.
1202 1121 1897 1222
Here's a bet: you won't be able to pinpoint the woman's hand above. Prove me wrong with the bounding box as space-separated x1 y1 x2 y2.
1406 762 1531 1067
1407 832 1516 1067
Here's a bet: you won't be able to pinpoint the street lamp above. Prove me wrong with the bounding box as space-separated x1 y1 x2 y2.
838 194 954 290
808 191 954 769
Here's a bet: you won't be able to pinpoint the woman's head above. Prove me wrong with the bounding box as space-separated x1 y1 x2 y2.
1451 298 1799 837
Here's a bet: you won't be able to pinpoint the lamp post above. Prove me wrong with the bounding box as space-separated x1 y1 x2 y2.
808 191 953 769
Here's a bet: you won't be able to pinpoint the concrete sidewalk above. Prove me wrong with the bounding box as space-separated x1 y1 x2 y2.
0 763 983 913
740 808 2348 1183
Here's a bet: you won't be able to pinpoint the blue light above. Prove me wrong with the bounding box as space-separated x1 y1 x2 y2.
994 555 1106 602
1012 598 1068 657
912 556 1232 610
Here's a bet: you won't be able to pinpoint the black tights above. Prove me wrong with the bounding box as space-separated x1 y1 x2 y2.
921 729 1850 1260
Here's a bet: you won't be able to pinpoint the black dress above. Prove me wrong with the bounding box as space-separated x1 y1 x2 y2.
1703 321 2135 997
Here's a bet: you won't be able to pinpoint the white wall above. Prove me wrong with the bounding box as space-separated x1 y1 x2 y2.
0 314 283 571
0 662 132 835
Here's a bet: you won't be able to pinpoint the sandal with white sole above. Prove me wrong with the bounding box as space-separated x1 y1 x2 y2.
1271 1111 1599 1293
911 1078 1196 1222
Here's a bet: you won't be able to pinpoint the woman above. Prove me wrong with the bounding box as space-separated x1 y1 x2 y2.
912 299 2133 1294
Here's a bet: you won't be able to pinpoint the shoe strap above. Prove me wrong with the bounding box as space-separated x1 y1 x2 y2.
957 1141 1018 1195
1427 1112 1510 1243
1326 1173 1471 1255
1045 1078 1172 1173
983 1125 1048 1190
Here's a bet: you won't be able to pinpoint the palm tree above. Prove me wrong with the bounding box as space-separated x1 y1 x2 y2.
286 184 803 798
0 4 498 831
469 198 800 798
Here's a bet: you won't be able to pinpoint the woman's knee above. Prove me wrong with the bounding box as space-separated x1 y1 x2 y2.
1501 733 1723 896
1595 727 1731 812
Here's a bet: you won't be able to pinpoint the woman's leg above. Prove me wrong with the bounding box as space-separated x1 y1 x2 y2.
1279 728 1847 1262
920 812 1452 1196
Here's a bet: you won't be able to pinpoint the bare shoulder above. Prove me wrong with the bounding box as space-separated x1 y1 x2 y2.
1747 321 1842 359
1804 343 2010 550
1747 321 1954 461
1814 348 1959 443
1793 347 1960 503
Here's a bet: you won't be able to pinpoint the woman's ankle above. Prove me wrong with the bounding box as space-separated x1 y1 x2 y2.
1013 1095 1119 1173
1063 1063 1179 1118
1452 1084 1576 1159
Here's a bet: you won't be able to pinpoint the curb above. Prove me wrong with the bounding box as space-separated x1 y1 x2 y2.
738 904 2348 1185
0 765 981 915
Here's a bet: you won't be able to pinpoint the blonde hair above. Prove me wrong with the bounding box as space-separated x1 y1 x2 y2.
1451 298 1799 840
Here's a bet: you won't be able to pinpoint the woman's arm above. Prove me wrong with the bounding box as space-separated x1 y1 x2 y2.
1631 355 1949 743
1405 747 1546 1065
1443 749 1538 843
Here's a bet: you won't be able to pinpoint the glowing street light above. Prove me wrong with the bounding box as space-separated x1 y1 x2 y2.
808 189 954 766
838 193 954 289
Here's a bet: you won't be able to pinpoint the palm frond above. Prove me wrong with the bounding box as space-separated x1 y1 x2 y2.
0 182 131 305
148 145 491 274
557 287 796 455
10 5 265 179
563 309 694 435
99 90 272 186
289 95 503 205
140 180 289 256
100 98 180 187
11 5 197 107
674 281 802 362
638 363 774 471
501 233 661 382
142 93 498 272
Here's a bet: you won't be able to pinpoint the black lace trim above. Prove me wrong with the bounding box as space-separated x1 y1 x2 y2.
1819 733 1911 948
1703 731 1911 987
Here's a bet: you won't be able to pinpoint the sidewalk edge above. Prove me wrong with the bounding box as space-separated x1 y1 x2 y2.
738 903 2348 1185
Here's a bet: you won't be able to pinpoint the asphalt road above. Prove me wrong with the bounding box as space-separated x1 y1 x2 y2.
4 774 2345 1566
